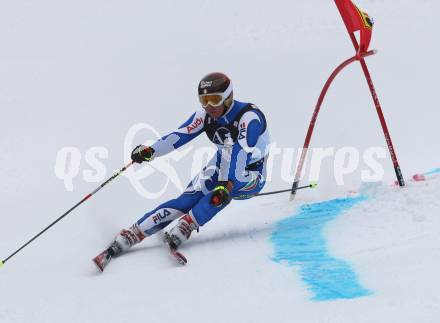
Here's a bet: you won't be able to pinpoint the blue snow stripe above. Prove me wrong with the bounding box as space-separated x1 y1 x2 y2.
270 196 372 301
423 168 440 176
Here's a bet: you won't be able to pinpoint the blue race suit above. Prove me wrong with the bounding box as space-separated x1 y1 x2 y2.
135 100 271 236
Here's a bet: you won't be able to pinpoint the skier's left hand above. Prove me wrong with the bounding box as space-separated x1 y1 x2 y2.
210 181 234 207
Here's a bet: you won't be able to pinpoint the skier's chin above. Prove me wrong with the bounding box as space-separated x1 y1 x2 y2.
206 106 226 119
207 112 221 119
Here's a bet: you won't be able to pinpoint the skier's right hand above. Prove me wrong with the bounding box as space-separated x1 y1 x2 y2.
210 181 234 207
131 145 155 164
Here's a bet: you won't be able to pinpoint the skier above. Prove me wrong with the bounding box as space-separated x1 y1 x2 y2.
93 72 271 270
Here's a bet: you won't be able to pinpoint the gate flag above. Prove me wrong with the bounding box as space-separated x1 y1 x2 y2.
335 0 374 53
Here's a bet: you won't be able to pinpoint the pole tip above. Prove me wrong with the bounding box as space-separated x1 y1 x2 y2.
0 260 4 268
310 182 318 188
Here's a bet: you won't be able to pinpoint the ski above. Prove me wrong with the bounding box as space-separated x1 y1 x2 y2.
170 249 187 266
92 232 188 272
92 249 112 272
163 232 188 265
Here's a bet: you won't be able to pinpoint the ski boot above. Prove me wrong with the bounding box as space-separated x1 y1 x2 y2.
93 224 145 272
163 214 198 265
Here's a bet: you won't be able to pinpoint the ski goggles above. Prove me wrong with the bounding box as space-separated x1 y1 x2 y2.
198 83 233 108
199 94 225 108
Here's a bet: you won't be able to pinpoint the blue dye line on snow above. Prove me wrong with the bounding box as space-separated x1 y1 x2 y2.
423 168 440 176
271 195 372 301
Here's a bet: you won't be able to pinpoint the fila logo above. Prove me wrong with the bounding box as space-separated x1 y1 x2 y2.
187 117 204 133
152 209 172 224
238 122 246 140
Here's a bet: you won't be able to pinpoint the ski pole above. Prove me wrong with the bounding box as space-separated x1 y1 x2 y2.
0 161 134 267
254 182 317 197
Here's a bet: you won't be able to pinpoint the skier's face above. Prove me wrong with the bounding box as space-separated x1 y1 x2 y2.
205 104 226 119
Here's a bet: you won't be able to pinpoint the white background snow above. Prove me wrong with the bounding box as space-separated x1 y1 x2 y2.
0 0 439 322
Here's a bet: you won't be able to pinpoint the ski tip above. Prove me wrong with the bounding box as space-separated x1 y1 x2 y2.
171 250 188 266
92 259 104 273
92 256 106 273
177 253 188 265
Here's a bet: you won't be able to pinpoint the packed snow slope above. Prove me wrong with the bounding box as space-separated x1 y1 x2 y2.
0 1 439 322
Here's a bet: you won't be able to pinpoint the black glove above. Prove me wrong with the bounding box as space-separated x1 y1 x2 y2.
210 181 234 207
131 145 155 164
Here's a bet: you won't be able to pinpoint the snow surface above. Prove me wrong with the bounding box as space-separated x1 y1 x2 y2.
1 0 439 322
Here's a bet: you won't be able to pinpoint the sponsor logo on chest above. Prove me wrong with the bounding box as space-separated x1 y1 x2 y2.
212 127 233 145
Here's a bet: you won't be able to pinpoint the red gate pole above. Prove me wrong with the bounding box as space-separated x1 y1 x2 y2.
335 0 405 188
346 32 405 187
289 50 377 200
